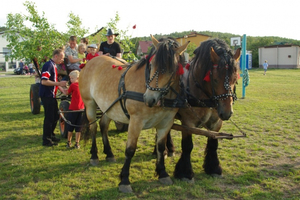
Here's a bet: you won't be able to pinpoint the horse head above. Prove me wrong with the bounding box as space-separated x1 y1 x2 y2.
143 35 189 107
191 39 240 120
209 46 240 120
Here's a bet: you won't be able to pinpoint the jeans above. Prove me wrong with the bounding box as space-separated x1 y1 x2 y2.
41 97 59 144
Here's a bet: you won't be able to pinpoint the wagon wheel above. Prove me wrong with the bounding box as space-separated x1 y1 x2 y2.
30 83 41 114
114 121 128 132
59 101 70 138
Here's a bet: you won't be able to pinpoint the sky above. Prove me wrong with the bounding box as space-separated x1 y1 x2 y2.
1 0 300 41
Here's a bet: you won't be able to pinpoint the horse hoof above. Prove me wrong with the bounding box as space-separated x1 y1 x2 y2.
106 157 116 162
181 177 195 184
90 159 99 166
119 184 133 193
159 177 173 185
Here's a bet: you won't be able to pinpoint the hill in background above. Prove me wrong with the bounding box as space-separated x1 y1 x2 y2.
135 30 300 68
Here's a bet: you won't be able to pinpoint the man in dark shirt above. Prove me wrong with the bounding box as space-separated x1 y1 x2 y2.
39 49 67 146
99 28 122 58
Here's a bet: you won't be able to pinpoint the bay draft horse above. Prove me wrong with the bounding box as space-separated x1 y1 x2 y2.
79 35 189 193
171 38 241 182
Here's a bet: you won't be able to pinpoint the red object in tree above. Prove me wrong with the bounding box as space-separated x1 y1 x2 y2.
118 66 123 70
133 24 136 29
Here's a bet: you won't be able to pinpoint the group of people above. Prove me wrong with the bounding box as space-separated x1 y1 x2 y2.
65 28 122 71
39 28 122 147
18 60 34 76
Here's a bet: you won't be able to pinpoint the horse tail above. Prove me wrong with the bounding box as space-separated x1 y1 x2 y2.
81 108 91 141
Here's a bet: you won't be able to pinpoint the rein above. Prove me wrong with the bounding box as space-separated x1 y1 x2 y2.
186 62 237 108
145 56 174 96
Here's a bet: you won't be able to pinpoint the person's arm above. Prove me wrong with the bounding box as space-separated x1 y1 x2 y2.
116 53 122 58
41 79 67 87
68 55 82 64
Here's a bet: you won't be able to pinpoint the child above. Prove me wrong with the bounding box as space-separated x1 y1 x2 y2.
62 70 85 149
78 43 86 64
86 44 99 62
263 60 268 75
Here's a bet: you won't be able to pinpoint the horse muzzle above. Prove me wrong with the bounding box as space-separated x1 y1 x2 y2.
143 90 163 108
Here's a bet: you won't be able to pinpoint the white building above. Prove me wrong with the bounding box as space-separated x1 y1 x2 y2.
258 45 300 69
0 32 18 72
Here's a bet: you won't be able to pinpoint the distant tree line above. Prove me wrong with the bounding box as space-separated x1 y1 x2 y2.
131 31 300 68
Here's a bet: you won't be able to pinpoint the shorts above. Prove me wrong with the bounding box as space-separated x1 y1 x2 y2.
66 111 83 132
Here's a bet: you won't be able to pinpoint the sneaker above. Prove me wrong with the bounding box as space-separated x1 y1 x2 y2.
51 136 60 142
74 143 80 149
66 142 71 148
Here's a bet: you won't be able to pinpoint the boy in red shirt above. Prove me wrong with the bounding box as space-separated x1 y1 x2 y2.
86 44 99 62
62 70 84 149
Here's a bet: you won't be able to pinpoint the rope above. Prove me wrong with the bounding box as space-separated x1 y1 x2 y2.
58 110 100 128
229 118 247 136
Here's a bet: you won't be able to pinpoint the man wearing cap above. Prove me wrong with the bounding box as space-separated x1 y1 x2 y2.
99 28 122 58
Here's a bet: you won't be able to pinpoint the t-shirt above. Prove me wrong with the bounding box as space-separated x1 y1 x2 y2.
86 53 99 61
39 59 58 98
68 82 84 110
65 46 78 65
78 52 86 64
19 62 24 69
263 62 268 69
99 41 121 56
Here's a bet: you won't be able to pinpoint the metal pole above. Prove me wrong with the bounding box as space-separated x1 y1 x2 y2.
241 34 247 98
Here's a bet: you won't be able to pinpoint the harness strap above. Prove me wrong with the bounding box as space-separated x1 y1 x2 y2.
186 64 216 108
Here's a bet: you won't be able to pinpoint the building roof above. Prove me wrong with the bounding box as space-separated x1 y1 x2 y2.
139 41 152 53
176 32 210 39
262 44 300 48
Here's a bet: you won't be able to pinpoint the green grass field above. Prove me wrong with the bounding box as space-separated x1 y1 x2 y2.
1 69 300 200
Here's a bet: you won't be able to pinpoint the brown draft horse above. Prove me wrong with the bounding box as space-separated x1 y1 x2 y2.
79 35 189 193
172 38 241 182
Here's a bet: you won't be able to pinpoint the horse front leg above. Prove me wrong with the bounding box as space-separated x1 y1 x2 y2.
203 137 222 175
152 130 175 157
203 119 223 175
99 115 115 162
119 121 142 193
174 130 194 183
155 125 173 185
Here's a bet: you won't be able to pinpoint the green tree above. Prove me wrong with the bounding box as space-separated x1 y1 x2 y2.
66 12 89 42
4 1 65 67
87 12 137 62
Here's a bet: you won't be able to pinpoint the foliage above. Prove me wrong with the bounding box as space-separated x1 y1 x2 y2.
66 12 89 42
134 31 300 68
1 69 300 199
4 1 66 65
0 26 7 32
86 12 137 62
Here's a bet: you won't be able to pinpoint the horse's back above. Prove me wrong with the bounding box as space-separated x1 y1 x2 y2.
79 56 125 110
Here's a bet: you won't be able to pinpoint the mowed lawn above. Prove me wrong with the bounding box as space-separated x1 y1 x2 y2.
0 68 300 200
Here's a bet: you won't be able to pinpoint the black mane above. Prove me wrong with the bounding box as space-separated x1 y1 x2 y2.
191 38 238 83
136 37 185 73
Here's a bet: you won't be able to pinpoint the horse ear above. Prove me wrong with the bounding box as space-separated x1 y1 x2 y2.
210 47 220 64
233 48 241 61
151 34 159 49
175 41 190 55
